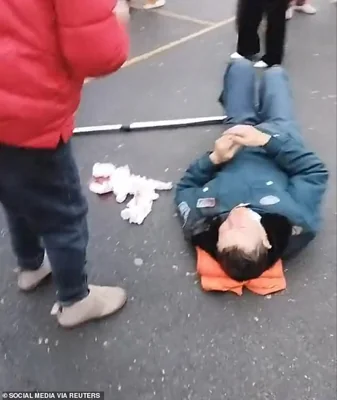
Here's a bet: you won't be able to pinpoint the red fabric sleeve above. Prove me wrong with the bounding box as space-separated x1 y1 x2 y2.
54 0 129 78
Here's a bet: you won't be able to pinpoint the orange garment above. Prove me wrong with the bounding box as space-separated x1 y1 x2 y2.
196 247 286 296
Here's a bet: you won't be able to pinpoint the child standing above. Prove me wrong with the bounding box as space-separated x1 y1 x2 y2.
0 0 130 328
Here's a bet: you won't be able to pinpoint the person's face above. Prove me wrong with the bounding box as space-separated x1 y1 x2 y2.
217 207 271 253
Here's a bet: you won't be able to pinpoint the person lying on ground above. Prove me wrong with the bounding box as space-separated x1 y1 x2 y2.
175 59 328 282
0 0 129 328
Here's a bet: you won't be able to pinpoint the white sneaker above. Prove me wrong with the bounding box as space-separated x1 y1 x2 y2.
286 6 294 19
143 0 165 9
17 255 52 291
230 52 244 60
254 60 268 68
51 285 127 328
294 3 317 14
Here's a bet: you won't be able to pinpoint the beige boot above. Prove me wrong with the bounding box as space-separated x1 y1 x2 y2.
17 255 52 291
51 285 127 328
143 0 165 9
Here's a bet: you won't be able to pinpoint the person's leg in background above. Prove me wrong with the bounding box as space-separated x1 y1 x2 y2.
294 0 317 16
4 210 51 291
286 0 316 20
259 0 288 67
126 0 165 11
219 59 259 126
0 142 127 328
233 0 265 60
143 0 165 9
286 0 295 19
257 66 302 141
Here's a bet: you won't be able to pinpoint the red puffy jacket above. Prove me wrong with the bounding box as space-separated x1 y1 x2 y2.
0 0 129 148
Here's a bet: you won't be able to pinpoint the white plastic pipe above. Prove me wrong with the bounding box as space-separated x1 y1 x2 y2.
73 115 227 135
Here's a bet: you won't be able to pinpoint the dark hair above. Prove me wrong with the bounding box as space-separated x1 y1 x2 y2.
217 244 270 282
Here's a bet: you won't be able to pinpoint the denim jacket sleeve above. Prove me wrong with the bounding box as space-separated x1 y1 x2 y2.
174 153 219 238
263 135 329 234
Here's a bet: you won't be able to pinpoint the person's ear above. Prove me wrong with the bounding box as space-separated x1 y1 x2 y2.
217 239 225 253
262 235 272 249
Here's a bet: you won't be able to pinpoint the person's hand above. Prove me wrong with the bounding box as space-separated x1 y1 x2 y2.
226 125 271 147
114 0 130 25
210 135 242 164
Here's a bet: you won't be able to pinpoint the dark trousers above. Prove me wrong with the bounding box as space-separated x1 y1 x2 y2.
236 0 288 66
0 141 89 304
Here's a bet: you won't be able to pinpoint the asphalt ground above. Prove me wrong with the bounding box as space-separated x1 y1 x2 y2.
0 1 336 399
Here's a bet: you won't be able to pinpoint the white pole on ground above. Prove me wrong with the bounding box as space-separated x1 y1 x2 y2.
73 115 227 135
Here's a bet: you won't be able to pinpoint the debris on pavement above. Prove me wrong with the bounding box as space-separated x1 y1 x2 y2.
89 163 173 224
134 258 144 266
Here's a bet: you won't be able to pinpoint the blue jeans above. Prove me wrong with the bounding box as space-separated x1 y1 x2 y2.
0 141 89 305
219 58 301 141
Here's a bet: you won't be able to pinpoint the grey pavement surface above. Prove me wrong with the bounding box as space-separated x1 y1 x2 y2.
0 1 336 399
